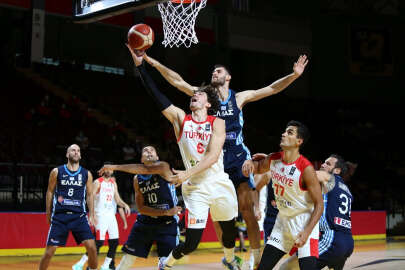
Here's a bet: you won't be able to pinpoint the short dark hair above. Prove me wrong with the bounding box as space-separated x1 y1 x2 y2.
286 120 310 149
214 64 231 76
197 84 220 115
330 154 348 177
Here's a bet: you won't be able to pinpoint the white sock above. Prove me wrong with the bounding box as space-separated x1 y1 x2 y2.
223 247 235 263
164 252 177 267
77 254 88 265
252 248 261 265
102 257 112 267
116 254 136 270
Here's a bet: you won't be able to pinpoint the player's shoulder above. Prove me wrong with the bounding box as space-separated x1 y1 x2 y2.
296 155 313 171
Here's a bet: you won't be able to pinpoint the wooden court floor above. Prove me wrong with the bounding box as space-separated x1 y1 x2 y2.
1 240 405 269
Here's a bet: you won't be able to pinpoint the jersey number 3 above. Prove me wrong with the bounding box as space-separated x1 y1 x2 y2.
338 193 352 216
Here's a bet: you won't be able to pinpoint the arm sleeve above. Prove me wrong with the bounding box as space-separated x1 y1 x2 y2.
136 64 172 111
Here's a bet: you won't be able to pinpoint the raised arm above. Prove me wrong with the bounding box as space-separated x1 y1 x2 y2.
294 165 323 248
144 54 198 96
242 154 273 177
133 176 181 217
236 55 308 108
98 161 173 181
45 168 58 224
86 171 96 226
127 45 185 126
170 118 226 185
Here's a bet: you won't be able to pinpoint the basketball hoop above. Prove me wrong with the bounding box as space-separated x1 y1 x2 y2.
158 0 207 48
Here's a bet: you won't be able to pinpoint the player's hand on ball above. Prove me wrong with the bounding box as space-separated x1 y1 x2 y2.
126 43 144 67
242 160 255 177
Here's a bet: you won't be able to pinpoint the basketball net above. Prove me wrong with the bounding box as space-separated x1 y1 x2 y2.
158 0 207 48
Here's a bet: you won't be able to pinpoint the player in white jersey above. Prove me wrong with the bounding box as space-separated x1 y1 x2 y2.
73 167 131 270
242 121 323 270
127 46 241 270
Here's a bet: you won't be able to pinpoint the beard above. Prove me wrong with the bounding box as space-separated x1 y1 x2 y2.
68 155 80 164
211 77 225 87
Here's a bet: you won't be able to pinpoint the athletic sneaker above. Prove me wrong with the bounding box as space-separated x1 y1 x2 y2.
158 257 172 270
72 263 84 270
249 253 259 270
222 256 243 270
100 265 111 270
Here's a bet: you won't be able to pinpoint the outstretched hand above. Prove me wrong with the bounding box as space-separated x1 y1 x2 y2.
126 43 145 67
98 165 115 176
293 54 309 77
169 169 189 187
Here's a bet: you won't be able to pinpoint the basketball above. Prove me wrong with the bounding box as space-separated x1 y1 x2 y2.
127 24 155 52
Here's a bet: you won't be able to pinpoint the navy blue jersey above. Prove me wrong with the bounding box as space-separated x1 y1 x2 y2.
265 181 279 218
53 165 89 214
136 174 178 225
216 89 249 152
320 175 353 234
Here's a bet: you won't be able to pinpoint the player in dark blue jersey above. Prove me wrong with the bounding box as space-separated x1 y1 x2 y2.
143 53 308 269
98 146 182 270
278 154 354 270
38 144 97 270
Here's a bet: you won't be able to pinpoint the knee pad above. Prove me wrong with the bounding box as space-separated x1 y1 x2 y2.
116 254 136 270
219 220 237 248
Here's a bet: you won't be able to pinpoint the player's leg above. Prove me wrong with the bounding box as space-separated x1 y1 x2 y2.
39 213 69 270
71 214 98 270
212 220 223 246
156 222 179 258
237 182 261 268
278 253 300 270
159 190 209 269
102 217 119 270
298 257 317 270
296 218 319 270
38 245 57 270
257 244 286 270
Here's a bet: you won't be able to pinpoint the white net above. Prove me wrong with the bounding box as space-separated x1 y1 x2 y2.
158 0 207 48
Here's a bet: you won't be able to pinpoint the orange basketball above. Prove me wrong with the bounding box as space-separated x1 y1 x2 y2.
127 24 155 51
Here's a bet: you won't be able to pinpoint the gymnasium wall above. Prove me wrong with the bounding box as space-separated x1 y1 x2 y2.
0 211 386 256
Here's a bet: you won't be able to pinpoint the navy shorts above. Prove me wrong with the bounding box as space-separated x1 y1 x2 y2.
317 231 354 269
224 146 254 190
47 212 94 246
122 221 179 258
263 215 277 242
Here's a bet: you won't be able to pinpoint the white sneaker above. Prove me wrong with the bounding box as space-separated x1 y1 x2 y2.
158 257 172 270
72 262 84 270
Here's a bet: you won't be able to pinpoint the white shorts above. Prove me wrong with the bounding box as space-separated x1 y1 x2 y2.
182 175 238 229
267 212 319 258
95 214 119 240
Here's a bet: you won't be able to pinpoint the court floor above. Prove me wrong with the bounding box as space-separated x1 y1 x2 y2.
1 240 405 269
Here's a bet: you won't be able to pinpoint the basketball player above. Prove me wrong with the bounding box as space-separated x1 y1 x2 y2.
97 145 182 270
278 154 354 270
143 53 308 270
242 121 323 270
127 46 241 270
38 144 97 270
72 167 131 270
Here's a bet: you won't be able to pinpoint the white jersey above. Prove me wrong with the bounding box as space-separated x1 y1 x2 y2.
268 152 314 218
177 114 228 184
94 177 117 216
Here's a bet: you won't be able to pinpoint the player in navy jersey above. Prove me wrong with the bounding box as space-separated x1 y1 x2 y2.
278 154 354 270
98 146 182 270
142 53 308 269
38 144 97 270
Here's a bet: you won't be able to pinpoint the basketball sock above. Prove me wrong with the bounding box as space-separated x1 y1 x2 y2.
252 248 261 265
223 247 235 263
78 254 88 265
102 257 112 268
165 252 177 267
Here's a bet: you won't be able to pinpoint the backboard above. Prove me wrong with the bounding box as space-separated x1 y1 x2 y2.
73 0 164 23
